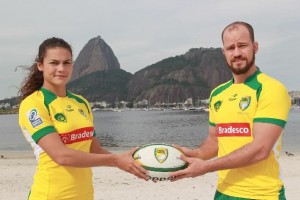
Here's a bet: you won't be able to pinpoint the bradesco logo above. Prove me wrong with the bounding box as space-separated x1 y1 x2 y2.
216 123 251 137
59 127 94 144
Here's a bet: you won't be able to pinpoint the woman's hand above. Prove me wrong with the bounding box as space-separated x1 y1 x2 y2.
114 147 149 181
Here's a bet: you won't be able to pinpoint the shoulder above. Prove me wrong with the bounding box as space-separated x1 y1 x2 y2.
20 90 45 108
258 72 284 86
210 80 232 98
67 91 92 112
67 91 89 104
258 73 288 95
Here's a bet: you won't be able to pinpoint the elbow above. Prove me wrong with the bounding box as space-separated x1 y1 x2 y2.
54 157 68 166
51 153 72 166
254 148 271 162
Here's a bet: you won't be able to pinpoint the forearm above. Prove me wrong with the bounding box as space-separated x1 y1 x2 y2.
205 141 267 173
205 123 283 172
195 137 218 160
90 137 112 154
193 126 218 160
53 147 118 167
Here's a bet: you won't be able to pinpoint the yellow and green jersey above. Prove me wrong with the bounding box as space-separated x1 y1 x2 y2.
19 87 95 200
209 69 291 199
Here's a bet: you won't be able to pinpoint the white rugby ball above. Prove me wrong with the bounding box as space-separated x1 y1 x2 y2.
132 143 188 181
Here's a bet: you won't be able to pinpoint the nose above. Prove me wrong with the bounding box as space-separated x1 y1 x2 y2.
57 63 66 71
233 47 242 57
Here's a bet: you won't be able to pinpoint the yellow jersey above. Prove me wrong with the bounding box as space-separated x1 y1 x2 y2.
19 87 95 200
209 69 291 199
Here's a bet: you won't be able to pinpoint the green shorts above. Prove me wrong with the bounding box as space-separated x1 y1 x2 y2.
214 186 286 200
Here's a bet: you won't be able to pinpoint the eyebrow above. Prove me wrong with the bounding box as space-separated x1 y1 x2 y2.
225 41 249 48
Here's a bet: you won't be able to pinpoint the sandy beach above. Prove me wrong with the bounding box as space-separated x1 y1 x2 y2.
0 151 299 200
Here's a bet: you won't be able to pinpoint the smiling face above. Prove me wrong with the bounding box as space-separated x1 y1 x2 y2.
37 47 73 96
222 25 258 76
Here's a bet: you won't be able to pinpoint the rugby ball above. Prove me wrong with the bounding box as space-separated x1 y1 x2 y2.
132 143 188 181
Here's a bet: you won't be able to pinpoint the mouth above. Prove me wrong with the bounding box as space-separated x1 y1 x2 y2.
232 58 246 66
55 75 68 78
232 58 245 62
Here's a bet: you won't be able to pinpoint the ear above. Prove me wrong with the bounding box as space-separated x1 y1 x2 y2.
253 41 258 54
37 62 44 71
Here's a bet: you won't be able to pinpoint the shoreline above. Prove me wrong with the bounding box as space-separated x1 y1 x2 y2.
0 151 299 199
1 148 299 161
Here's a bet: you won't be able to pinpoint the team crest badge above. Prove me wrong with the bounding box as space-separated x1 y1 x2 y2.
154 148 168 163
239 96 251 111
214 100 222 112
54 113 67 123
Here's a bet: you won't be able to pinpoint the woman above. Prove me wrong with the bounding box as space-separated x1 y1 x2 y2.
18 37 148 200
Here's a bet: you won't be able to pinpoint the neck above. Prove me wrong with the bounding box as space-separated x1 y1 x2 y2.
42 85 67 97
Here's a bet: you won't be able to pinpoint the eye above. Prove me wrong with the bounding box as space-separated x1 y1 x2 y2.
238 44 248 48
226 46 235 51
50 61 58 65
63 61 72 65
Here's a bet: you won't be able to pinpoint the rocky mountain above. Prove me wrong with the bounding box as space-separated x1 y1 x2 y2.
67 35 232 105
71 36 120 81
127 48 231 104
68 69 132 103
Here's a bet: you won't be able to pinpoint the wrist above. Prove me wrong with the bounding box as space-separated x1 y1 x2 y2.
205 160 216 173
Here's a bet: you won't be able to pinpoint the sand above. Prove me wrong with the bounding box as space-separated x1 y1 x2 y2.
0 151 299 200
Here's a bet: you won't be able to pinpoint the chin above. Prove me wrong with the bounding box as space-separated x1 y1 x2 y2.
229 63 251 75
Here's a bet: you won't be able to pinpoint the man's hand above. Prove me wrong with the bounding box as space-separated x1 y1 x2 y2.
170 154 209 181
172 144 195 157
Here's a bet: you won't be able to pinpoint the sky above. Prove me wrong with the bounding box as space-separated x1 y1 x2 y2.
1 0 299 100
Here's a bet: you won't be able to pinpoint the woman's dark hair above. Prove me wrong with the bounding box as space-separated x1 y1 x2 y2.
18 37 72 100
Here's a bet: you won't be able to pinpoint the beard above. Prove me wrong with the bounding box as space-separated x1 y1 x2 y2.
226 53 255 75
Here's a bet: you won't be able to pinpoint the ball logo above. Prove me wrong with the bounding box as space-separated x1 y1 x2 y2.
154 148 168 163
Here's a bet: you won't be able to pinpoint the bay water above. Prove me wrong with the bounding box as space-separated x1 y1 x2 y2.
0 109 299 153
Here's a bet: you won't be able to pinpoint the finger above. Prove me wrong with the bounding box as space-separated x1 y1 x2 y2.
133 161 148 175
172 144 183 152
179 154 191 163
173 145 192 156
131 165 149 180
171 174 188 182
129 161 149 180
170 168 189 179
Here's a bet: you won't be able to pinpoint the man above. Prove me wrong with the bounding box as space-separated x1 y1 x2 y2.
171 21 291 200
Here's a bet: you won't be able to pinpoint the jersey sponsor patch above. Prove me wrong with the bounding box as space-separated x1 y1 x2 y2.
59 127 94 144
216 123 251 137
27 109 43 128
